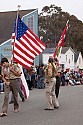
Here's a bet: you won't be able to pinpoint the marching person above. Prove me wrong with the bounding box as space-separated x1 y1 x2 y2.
44 58 59 110
0 57 21 117
9 62 25 104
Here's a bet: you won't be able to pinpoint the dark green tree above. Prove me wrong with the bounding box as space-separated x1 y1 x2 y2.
38 4 83 55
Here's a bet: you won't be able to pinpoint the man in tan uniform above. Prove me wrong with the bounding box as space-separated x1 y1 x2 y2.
9 62 25 104
0 58 21 117
44 58 59 110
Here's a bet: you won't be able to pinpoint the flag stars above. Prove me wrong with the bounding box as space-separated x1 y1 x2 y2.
12 15 28 41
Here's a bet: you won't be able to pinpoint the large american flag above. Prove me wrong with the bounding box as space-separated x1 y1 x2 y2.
11 15 46 69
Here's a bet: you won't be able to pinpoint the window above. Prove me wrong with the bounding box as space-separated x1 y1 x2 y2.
66 55 67 61
69 59 70 63
72 55 73 61
27 16 34 31
79 58 81 64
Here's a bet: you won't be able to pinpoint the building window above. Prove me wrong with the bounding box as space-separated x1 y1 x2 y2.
66 55 67 61
79 58 81 64
69 59 70 63
27 16 34 31
72 55 73 61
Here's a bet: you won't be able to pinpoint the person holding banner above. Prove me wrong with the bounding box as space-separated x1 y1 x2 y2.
44 58 59 110
9 62 25 104
0 57 20 117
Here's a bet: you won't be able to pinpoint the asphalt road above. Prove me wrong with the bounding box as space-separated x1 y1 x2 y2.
0 85 83 125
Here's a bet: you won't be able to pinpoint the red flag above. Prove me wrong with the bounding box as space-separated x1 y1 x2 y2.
53 20 69 58
11 15 46 69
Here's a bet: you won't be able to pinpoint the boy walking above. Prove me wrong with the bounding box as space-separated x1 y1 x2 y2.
0 58 21 117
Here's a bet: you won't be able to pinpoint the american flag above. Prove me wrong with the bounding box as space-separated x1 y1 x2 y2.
11 15 46 69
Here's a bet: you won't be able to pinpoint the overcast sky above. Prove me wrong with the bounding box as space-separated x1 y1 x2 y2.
0 0 83 22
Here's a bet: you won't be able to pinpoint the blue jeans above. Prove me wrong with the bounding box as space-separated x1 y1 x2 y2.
0 82 4 92
37 76 45 89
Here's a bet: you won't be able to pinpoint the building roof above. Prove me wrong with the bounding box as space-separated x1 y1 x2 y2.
42 48 55 54
0 9 36 44
42 47 82 63
61 47 70 54
42 47 73 54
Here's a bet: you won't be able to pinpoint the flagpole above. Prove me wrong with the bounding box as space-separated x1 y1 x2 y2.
11 5 21 64
53 20 69 59
15 5 21 37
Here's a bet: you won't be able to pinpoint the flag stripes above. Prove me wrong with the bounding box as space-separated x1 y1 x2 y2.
22 35 41 55
28 28 46 49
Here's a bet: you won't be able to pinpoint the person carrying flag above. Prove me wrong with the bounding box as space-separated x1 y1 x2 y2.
0 57 21 117
44 58 59 110
9 62 25 104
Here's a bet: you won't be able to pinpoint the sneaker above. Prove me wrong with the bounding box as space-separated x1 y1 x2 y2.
44 108 54 110
0 112 7 117
22 98 25 102
9 101 14 104
54 106 59 109
14 109 19 113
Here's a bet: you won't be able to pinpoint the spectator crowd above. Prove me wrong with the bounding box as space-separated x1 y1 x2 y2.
0 63 83 93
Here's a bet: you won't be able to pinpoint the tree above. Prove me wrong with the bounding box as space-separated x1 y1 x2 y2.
38 4 83 55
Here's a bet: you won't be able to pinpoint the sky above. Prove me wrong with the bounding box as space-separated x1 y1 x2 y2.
0 0 83 22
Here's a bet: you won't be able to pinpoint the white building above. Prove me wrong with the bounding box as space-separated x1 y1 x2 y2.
39 47 83 71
